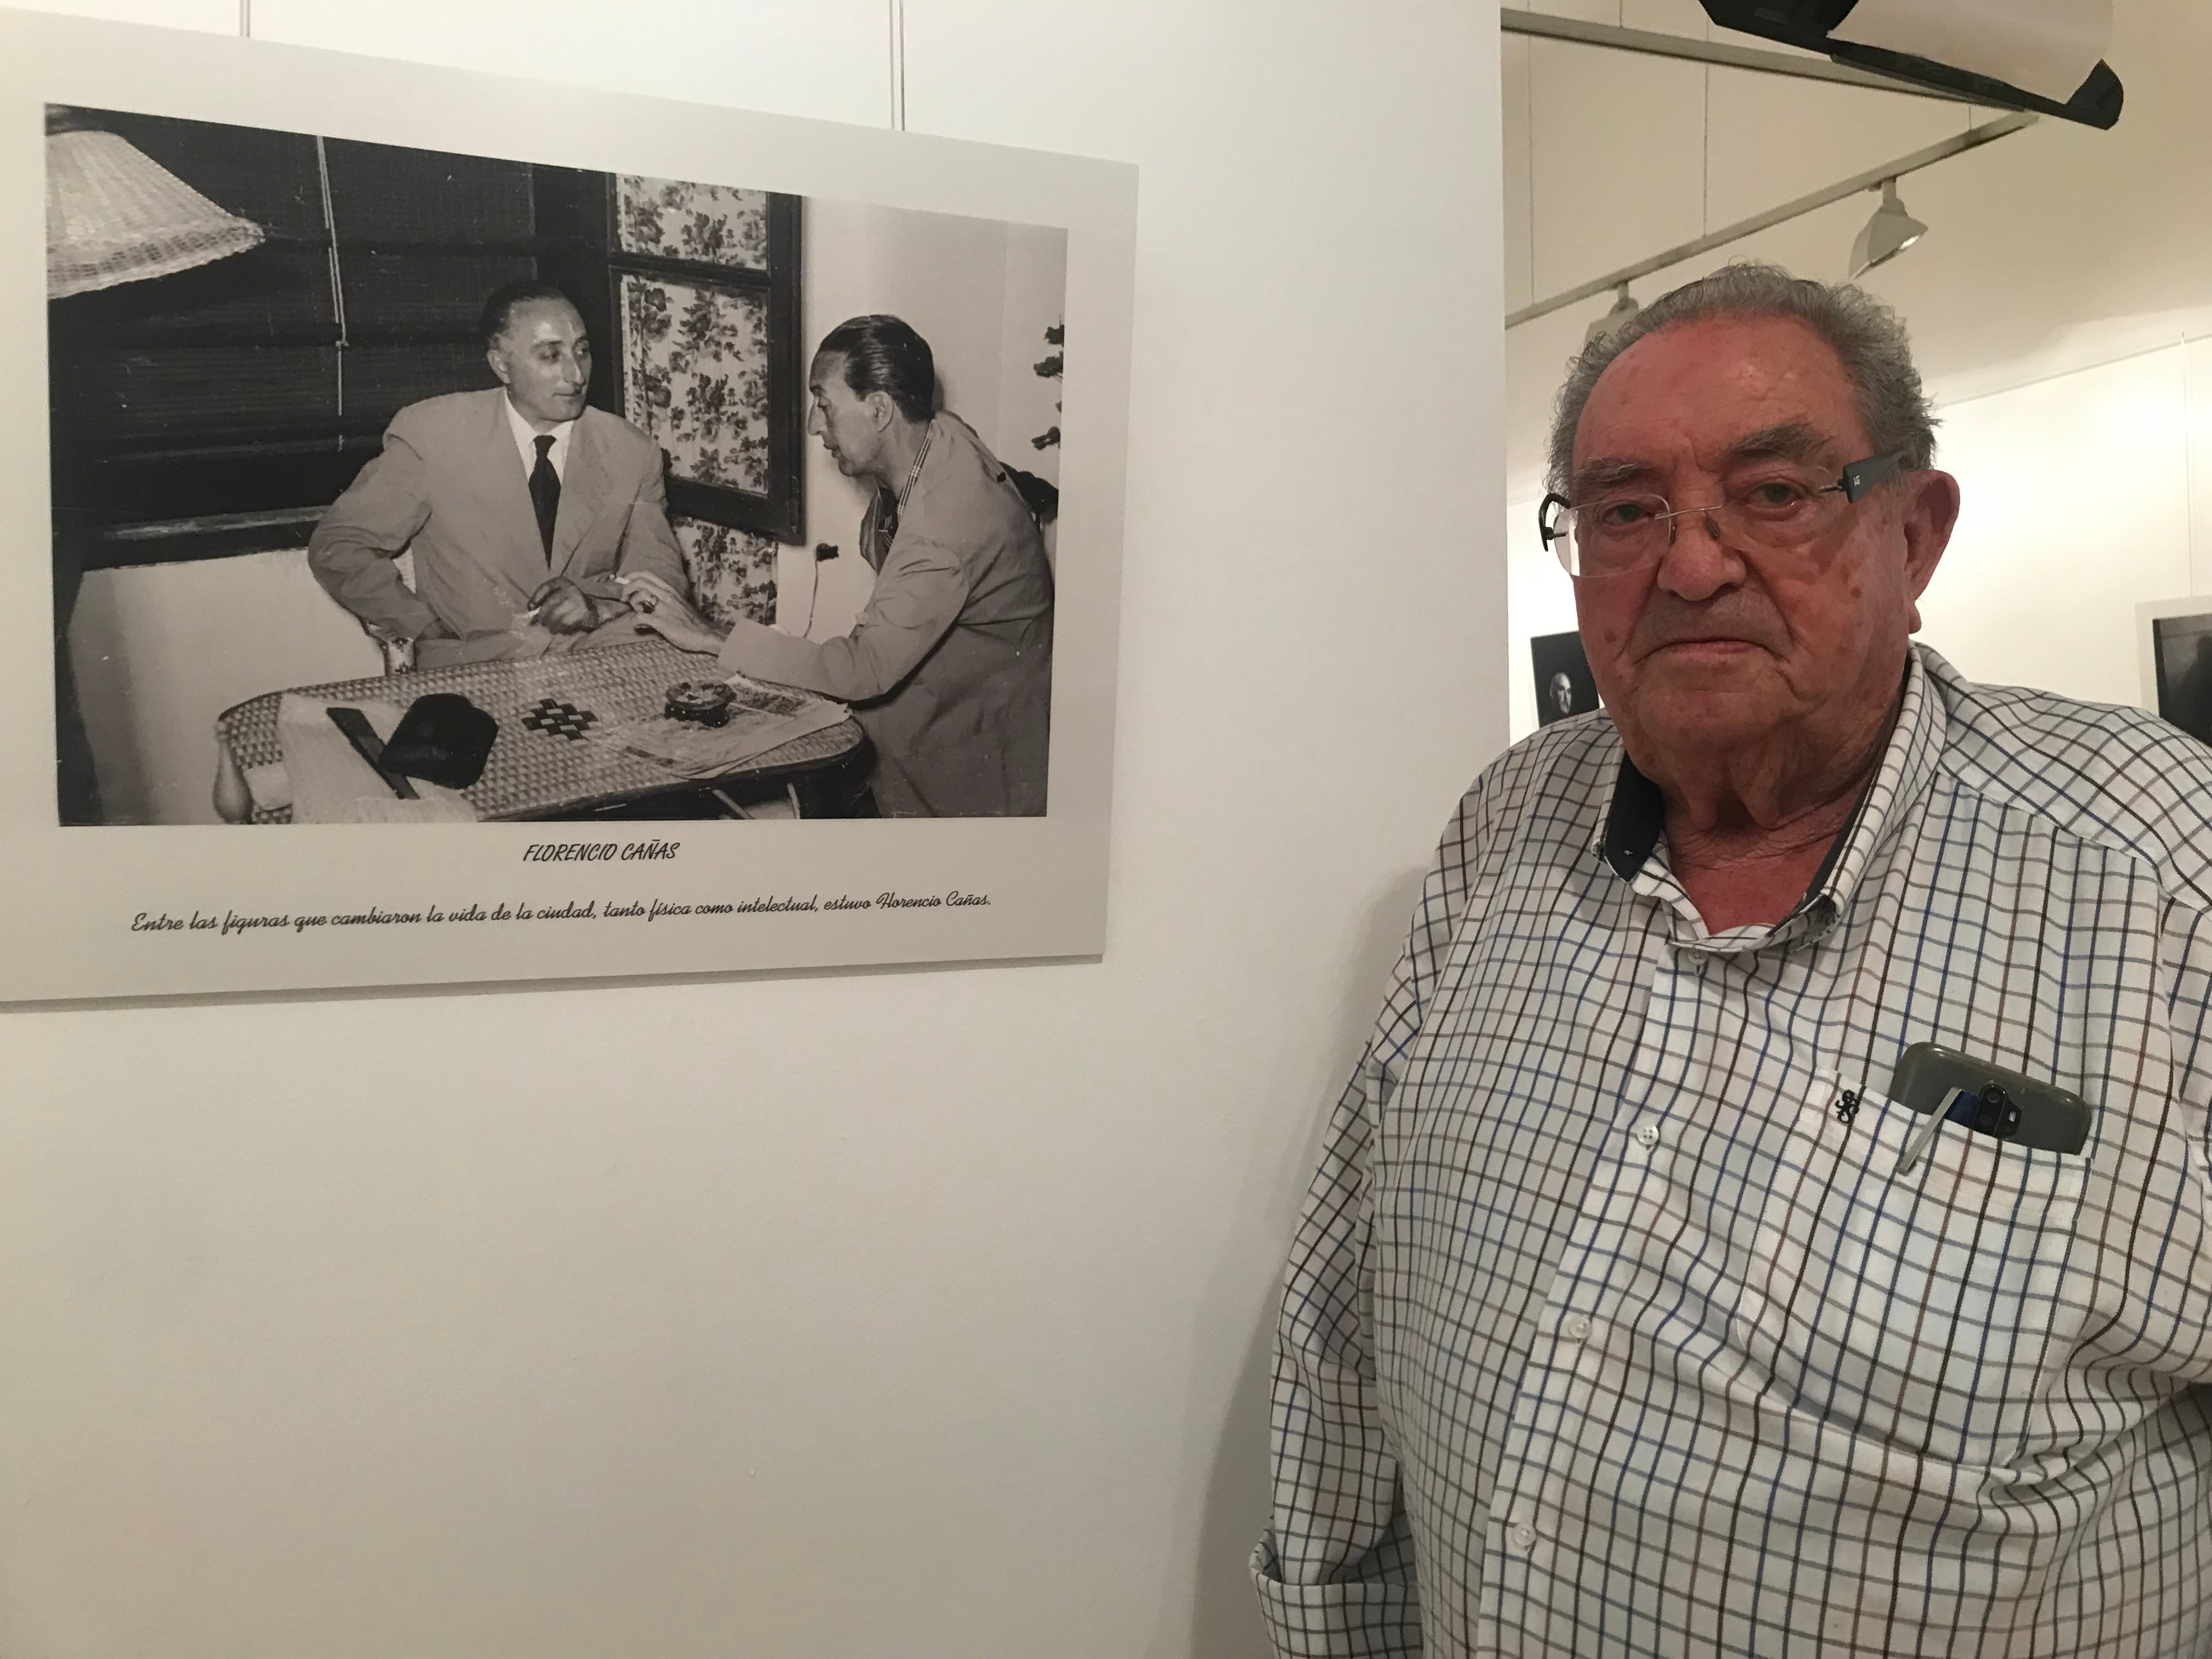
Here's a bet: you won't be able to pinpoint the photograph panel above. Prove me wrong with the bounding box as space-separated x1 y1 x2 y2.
0 7 1135 1001
52 108 1069 830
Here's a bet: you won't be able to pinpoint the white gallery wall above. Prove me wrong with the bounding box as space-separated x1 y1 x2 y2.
1500 0 2212 740
2 4 1504 1658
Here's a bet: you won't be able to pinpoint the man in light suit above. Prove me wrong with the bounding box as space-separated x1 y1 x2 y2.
309 279 691 668
628 313 1054 817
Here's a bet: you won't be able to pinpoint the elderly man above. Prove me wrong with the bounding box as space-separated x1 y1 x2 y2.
310 279 690 667
1254 264 2212 1656
631 313 1054 817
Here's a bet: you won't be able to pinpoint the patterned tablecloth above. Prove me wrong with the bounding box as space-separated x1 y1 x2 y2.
217 639 862 823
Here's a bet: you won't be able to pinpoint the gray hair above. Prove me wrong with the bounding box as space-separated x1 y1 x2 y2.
1545 262 1938 496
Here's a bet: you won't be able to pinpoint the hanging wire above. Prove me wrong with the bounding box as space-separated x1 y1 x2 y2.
2186 332 2204 593
1525 34 1536 303
1701 63 1711 237
314 136 350 445
887 0 907 131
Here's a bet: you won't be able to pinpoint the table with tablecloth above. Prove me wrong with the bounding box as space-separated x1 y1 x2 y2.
213 639 864 823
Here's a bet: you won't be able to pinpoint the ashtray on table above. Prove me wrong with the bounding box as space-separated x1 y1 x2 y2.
664 680 738 727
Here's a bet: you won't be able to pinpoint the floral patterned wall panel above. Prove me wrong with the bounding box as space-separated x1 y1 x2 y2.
606 171 796 578
674 517 777 628
619 274 771 496
616 175 769 270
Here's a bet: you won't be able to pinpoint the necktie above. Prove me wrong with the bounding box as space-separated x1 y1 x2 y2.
529 433 560 561
871 489 899 566
868 427 932 565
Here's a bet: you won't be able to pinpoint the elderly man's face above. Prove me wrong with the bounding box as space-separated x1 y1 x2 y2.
489 297 592 430
1569 314 1954 769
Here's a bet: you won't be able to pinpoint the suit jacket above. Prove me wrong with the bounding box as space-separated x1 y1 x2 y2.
718 413 1053 817
309 389 689 668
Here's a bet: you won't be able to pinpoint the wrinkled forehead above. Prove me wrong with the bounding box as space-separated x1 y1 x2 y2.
1571 314 1868 486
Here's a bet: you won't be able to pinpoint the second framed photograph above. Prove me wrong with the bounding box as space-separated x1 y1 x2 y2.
1530 629 1600 726
2138 599 2212 746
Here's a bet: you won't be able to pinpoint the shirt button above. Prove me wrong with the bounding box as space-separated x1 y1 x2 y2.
1511 1523 1537 1549
1634 1124 1661 1149
1562 1313 1592 1341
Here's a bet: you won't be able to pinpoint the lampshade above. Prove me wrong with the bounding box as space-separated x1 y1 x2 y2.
46 127 265 300
1848 179 1927 280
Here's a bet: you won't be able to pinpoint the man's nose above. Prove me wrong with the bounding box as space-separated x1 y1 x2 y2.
1653 507 1746 602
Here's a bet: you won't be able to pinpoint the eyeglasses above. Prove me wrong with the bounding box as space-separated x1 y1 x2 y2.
1538 448 1911 578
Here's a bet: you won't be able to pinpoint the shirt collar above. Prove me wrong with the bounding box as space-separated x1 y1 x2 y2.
1590 645 1948 949
1599 755 1664 881
504 395 577 471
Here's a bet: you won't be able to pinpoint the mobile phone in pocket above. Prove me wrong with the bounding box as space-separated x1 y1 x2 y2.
1889 1042 2091 1155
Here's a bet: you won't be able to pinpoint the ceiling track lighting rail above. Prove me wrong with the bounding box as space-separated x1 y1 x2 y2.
1505 110 2034 330
1499 9 1981 106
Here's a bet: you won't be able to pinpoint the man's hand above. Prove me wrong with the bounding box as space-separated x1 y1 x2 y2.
623 573 729 656
618 571 686 611
528 576 600 635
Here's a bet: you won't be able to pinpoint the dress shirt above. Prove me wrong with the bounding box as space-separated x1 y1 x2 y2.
1254 645 2212 1657
503 396 574 482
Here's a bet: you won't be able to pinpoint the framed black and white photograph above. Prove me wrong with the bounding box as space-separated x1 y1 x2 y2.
2138 599 2212 747
3 8 1136 1001
1528 629 1599 726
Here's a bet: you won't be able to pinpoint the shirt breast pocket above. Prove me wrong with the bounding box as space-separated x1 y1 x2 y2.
1748 1087 2089 1470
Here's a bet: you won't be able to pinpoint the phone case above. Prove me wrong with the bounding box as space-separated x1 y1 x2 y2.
1888 1041 2090 1155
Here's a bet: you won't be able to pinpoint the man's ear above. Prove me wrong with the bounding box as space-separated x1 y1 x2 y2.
486 345 513 390
1900 469 1960 633
866 390 898 432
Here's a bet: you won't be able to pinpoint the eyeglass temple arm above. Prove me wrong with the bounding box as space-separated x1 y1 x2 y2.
1839 448 1913 502
1538 490 1570 546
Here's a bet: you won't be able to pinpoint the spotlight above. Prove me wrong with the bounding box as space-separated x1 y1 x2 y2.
1585 284 1639 347
1848 178 1927 279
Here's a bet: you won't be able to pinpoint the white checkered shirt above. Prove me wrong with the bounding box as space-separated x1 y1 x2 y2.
1252 645 2212 1657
